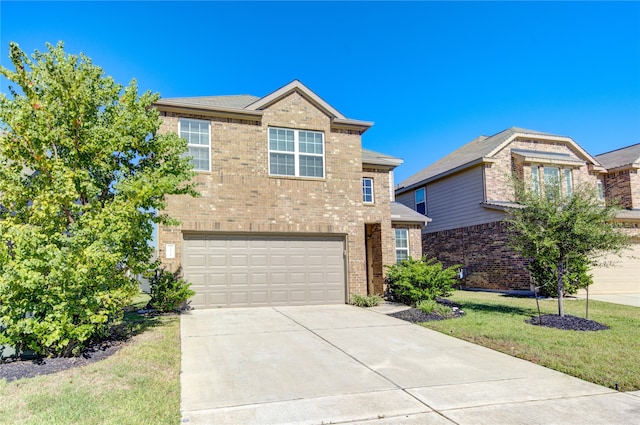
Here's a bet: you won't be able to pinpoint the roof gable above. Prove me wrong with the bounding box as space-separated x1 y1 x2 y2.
245 80 346 119
397 127 603 192
596 143 640 170
153 80 373 133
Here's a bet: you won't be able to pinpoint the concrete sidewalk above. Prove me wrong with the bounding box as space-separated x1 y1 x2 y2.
180 305 640 425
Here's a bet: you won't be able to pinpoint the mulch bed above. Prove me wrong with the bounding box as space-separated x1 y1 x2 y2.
527 314 609 331
0 339 126 383
387 298 466 323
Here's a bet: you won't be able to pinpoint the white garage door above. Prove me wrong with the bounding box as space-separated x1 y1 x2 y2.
586 242 640 294
183 234 346 308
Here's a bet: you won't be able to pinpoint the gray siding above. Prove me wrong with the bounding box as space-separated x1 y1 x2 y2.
397 166 504 233
395 190 416 211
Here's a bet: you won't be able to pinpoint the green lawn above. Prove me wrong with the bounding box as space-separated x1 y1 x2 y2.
0 299 181 425
421 290 640 391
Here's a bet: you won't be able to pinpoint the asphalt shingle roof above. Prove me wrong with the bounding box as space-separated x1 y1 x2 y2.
362 148 403 167
397 127 566 191
156 94 260 110
390 202 431 224
595 143 640 170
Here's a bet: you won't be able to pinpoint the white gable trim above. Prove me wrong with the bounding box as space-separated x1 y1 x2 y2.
488 132 605 172
245 80 346 119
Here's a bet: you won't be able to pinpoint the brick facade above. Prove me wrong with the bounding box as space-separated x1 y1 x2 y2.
423 221 531 291
413 132 601 292
156 88 422 300
486 138 600 202
604 169 640 209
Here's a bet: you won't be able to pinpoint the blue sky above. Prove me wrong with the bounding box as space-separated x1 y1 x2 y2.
1 1 639 183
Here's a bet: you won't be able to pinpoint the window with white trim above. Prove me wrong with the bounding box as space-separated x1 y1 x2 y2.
394 228 409 263
564 169 573 197
179 118 210 171
597 180 605 201
415 188 426 215
531 165 574 199
362 178 374 203
269 127 324 178
531 166 540 194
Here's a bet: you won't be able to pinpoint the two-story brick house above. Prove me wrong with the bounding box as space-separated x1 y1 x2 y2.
395 127 605 291
153 80 428 308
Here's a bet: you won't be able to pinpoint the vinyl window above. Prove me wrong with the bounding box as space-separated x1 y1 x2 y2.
415 188 426 215
179 118 210 171
362 178 374 203
395 228 409 263
269 128 324 178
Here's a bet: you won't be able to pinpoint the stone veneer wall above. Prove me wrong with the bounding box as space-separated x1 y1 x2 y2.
422 221 531 291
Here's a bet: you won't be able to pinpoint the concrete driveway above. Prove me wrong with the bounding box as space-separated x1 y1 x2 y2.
180 305 640 425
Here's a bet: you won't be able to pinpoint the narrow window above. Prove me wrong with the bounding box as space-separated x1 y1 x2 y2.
564 168 573 197
269 127 324 178
179 118 210 171
362 178 374 203
544 166 560 199
531 166 540 194
415 188 426 215
597 180 605 201
394 228 409 263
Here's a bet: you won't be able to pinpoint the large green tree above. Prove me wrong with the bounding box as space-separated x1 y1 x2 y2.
507 182 628 317
0 42 197 356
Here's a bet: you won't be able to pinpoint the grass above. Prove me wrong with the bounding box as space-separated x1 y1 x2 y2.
420 290 640 391
0 294 182 425
417 299 453 316
351 293 384 307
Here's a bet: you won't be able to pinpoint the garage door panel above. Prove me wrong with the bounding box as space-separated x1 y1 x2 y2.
186 254 207 268
208 254 227 267
270 254 287 267
586 243 640 294
230 292 249 304
250 254 268 266
270 291 288 303
249 291 268 304
183 235 346 308
208 292 229 306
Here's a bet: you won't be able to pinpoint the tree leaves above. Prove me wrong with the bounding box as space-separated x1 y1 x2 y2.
506 182 629 317
0 42 197 356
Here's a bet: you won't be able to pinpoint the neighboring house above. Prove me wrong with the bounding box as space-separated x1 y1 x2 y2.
395 127 605 291
588 144 640 294
153 80 428 308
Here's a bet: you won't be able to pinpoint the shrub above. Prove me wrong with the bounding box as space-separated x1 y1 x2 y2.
386 257 461 306
416 299 453 316
147 268 195 312
351 294 383 308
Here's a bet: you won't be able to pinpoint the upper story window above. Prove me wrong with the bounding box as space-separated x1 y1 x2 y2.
415 188 426 215
531 166 540 194
394 228 409 263
597 180 605 201
563 169 573 197
362 178 374 203
269 127 324 178
531 165 573 199
179 118 210 171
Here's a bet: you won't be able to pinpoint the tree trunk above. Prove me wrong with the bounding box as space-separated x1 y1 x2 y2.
557 260 565 317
